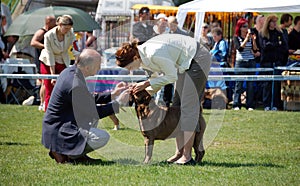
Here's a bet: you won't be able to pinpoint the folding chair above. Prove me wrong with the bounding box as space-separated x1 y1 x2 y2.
5 70 37 104
2 58 37 104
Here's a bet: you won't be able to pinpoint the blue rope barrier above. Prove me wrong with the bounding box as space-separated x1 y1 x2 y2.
1 74 300 81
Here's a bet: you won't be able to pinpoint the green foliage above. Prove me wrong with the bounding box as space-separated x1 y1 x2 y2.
0 105 299 185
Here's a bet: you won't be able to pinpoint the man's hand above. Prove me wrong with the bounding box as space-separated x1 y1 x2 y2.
111 82 127 99
116 89 130 106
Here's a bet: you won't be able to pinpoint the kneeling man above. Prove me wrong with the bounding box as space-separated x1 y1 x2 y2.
42 49 129 163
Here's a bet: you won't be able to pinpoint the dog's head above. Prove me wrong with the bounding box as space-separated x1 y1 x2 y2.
131 90 152 119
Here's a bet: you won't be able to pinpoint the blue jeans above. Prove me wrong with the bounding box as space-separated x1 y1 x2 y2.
233 59 256 109
260 62 282 108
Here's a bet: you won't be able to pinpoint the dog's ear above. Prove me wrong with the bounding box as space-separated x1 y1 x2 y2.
129 94 134 106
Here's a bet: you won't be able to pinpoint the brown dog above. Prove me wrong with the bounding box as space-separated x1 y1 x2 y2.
132 90 205 164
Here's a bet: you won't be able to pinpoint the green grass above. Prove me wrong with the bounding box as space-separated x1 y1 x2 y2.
0 104 299 185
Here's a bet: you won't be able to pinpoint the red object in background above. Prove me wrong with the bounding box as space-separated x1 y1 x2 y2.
73 40 79 51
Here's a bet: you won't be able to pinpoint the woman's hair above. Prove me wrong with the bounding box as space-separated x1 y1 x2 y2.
235 18 248 37
56 15 73 26
261 14 281 39
115 40 139 67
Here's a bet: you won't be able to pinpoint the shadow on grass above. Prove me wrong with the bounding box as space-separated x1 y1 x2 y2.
114 158 142 165
201 160 284 168
73 158 142 166
0 141 30 146
72 159 116 166
150 160 284 168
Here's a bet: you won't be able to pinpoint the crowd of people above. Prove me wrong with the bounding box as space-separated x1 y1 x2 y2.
206 14 299 111
0 4 299 164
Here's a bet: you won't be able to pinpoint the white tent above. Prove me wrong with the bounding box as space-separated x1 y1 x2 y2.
177 0 300 40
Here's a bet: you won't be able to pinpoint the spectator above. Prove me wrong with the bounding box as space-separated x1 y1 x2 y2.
259 14 288 111
251 15 265 63
152 14 171 106
207 21 221 48
153 13 169 35
232 18 258 111
42 48 130 163
288 16 300 57
210 27 229 67
200 23 213 50
30 16 56 111
157 16 190 107
0 3 12 61
250 15 265 105
168 16 189 35
9 35 35 64
280 13 293 66
210 27 233 102
115 34 211 165
132 7 154 44
85 31 97 49
39 15 79 111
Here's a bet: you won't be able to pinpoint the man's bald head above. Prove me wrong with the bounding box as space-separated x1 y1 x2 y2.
76 49 101 66
45 16 56 30
76 49 102 77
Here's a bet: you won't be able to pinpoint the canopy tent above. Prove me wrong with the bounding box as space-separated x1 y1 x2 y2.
131 4 178 16
177 0 300 41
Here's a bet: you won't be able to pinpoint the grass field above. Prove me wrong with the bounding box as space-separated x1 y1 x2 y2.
0 104 299 185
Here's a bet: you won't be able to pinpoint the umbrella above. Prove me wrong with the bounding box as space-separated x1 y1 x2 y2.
5 6 100 36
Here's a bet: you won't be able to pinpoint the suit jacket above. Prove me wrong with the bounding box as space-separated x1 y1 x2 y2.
39 26 75 67
42 65 119 155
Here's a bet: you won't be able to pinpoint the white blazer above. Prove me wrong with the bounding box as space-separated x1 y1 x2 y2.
39 26 75 67
137 34 197 93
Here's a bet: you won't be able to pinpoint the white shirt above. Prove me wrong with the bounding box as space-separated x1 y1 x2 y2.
137 34 197 94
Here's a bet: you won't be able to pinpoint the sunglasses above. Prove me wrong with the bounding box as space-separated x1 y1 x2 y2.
203 26 208 29
242 25 248 28
141 10 150 14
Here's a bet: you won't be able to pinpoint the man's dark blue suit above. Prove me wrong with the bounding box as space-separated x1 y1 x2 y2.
42 65 119 156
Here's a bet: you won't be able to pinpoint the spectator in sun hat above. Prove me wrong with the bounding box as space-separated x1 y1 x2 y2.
132 7 155 44
153 13 169 35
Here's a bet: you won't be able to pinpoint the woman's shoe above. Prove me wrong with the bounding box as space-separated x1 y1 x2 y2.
174 158 196 166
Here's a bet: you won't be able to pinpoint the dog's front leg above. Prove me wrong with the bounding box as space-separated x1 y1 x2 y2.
143 138 154 164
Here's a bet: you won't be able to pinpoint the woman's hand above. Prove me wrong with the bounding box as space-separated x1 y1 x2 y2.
132 80 150 93
51 79 56 86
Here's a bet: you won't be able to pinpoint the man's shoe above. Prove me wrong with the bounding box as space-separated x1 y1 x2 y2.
70 155 101 164
49 151 69 163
